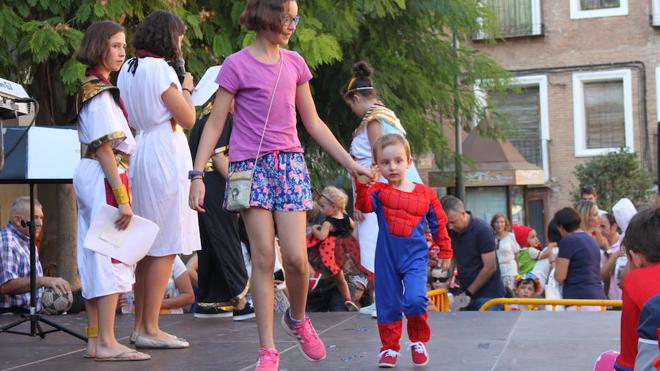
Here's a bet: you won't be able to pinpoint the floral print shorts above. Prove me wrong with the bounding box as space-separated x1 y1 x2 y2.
225 151 313 212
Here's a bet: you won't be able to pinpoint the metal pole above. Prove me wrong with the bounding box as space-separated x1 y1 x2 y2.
29 183 36 335
453 31 465 201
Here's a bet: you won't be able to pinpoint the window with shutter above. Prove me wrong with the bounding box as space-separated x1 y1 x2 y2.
491 86 543 168
583 81 626 149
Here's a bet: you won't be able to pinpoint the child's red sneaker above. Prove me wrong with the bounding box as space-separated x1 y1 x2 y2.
378 349 400 368
409 341 429 367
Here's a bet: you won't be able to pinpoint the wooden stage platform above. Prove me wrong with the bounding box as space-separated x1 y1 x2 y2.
0 311 619 370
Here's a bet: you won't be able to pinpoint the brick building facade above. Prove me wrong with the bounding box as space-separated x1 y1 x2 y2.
432 0 658 236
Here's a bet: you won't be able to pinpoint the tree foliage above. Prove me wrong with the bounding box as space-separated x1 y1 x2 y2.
572 149 654 211
0 0 509 185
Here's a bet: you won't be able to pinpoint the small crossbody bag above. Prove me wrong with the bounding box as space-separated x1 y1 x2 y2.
226 57 284 212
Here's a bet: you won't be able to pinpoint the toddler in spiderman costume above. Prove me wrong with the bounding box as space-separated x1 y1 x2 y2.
355 134 452 368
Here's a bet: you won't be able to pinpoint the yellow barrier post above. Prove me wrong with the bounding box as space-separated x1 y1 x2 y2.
426 288 449 312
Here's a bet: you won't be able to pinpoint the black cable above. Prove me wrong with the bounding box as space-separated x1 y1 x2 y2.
2 97 39 161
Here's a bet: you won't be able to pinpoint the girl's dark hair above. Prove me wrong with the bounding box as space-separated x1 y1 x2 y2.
132 10 185 60
547 217 562 244
342 61 378 99
240 0 291 33
622 207 660 263
75 21 125 67
554 207 581 233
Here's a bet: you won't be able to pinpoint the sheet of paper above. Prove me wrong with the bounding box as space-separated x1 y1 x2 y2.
191 65 221 106
99 220 126 248
84 204 159 265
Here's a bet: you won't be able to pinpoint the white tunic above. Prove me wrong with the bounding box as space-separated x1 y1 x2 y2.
350 120 422 272
73 91 135 299
496 232 521 278
117 57 201 257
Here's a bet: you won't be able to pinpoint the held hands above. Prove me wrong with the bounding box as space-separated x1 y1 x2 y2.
348 162 375 184
115 203 133 230
189 179 206 213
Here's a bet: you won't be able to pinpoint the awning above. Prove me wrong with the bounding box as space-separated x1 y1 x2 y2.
429 131 545 187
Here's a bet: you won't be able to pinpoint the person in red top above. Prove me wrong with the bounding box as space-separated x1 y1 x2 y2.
354 134 451 368
613 207 660 371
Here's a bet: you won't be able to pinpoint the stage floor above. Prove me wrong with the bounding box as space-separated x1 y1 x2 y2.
0 311 619 371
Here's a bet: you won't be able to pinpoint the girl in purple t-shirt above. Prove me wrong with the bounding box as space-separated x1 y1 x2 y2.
188 1 371 370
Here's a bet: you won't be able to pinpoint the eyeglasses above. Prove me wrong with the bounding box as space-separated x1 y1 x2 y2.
282 15 300 26
431 277 449 283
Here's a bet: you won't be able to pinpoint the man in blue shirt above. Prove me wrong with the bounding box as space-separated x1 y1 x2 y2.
0 197 72 312
441 195 505 311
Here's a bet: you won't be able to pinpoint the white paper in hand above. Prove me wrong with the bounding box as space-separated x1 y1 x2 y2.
191 65 221 106
99 220 126 248
84 204 159 265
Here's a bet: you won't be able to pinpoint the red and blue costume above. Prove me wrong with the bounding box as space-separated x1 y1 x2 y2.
355 180 452 352
614 264 660 371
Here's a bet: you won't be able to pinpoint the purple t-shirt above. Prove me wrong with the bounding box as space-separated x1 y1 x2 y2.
216 48 313 161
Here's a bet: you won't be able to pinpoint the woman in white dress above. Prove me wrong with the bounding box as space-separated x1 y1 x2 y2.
73 21 149 361
490 213 521 291
117 10 200 349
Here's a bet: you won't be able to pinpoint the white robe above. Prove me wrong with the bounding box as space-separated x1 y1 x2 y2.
73 91 135 299
118 57 201 257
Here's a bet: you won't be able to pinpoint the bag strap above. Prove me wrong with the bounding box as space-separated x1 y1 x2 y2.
253 55 284 165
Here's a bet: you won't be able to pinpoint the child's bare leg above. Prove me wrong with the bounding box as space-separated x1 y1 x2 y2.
274 211 308 321
332 271 352 301
241 208 276 349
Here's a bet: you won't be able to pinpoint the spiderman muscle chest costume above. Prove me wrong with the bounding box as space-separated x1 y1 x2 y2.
355 180 452 352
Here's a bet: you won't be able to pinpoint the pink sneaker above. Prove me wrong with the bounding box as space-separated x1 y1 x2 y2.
409 341 429 367
281 310 326 361
255 347 279 371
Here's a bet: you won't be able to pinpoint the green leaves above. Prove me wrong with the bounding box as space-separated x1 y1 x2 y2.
573 149 654 210
61 57 86 92
295 29 342 68
0 0 510 159
212 33 232 59
75 3 92 24
26 23 67 63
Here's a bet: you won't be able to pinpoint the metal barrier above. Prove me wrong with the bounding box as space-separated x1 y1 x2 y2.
479 298 623 311
427 288 449 312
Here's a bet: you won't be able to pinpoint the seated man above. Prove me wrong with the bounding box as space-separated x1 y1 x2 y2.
0 196 76 313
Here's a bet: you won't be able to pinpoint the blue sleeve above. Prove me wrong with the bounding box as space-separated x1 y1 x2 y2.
558 236 576 260
476 223 496 254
